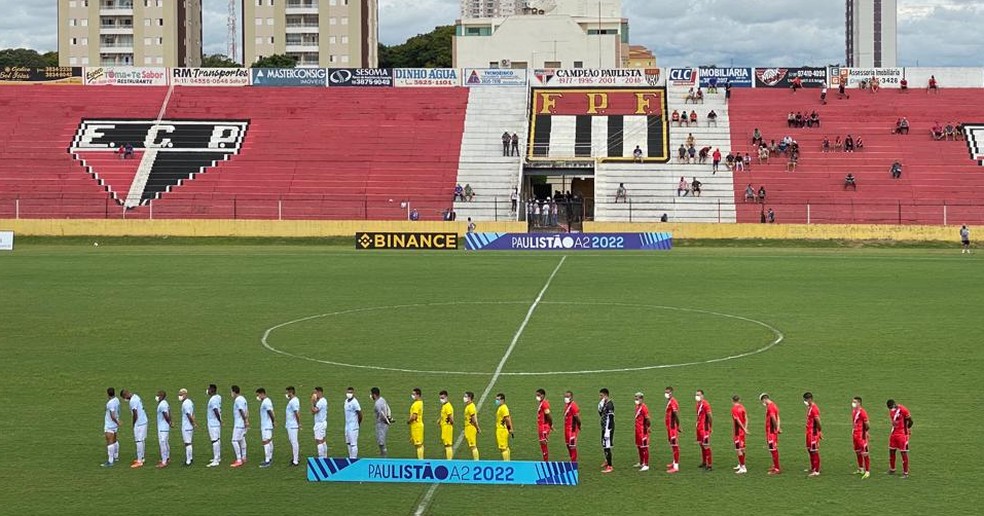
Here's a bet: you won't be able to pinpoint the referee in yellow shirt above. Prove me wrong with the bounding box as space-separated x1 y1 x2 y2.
407 388 424 459
463 392 481 460
437 391 454 459
495 393 513 461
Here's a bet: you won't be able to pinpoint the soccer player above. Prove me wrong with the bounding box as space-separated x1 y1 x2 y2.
760 393 782 474
804 392 822 477
495 393 513 461
178 389 196 467
408 388 424 459
852 396 870 479
155 390 172 468
633 392 651 472
102 387 120 467
311 387 328 458
230 385 249 468
731 395 748 474
535 389 553 461
257 388 275 467
437 390 454 459
887 399 914 478
664 387 681 473
344 387 362 459
695 389 713 471
370 387 392 457
205 384 223 467
563 391 581 462
120 389 147 468
285 386 301 466
463 391 480 460
598 388 615 473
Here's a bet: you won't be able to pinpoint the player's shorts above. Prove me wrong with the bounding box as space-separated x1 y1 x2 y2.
410 426 424 446
441 427 453 447
666 427 679 446
564 431 579 448
158 431 169 444
635 432 649 447
261 428 273 441
766 433 779 451
208 426 221 442
346 429 359 445
538 427 551 442
133 424 147 443
962 239 970 245
806 434 820 452
496 430 510 451
287 427 299 443
182 429 194 444
374 423 388 446
601 431 613 449
734 434 746 450
465 427 478 448
696 430 710 447
232 427 247 442
313 422 327 441
853 435 868 453
104 425 118 434
889 433 909 452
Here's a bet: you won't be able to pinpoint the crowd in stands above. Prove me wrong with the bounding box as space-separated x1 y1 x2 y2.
501 131 521 157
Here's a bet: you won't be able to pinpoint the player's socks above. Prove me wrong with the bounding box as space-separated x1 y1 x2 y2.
901 452 909 474
569 448 577 462
642 447 650 467
889 450 897 470
107 445 115 464
815 453 820 472
136 441 145 462
444 446 453 460
857 454 864 468
416 446 424 460
240 441 247 461
672 447 680 465
863 455 870 471
212 440 221 462
738 453 745 466
604 449 612 467
113 442 119 460
186 445 193 464
502 449 511 461
317 443 326 458
705 448 712 468
540 442 549 461
771 450 780 470
264 443 273 463
471 448 480 460
378 445 387 458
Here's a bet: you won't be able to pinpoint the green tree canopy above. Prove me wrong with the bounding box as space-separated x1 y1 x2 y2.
251 54 297 68
201 53 241 68
379 25 454 68
0 48 58 68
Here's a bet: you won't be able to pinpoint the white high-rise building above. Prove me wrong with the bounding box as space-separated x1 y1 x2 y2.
461 0 520 19
845 0 897 67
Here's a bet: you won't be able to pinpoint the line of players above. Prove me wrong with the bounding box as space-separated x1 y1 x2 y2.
102 384 914 478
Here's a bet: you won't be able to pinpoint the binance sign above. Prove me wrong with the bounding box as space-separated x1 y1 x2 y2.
356 232 459 250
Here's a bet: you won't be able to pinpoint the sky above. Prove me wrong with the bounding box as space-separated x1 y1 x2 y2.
3 0 981 67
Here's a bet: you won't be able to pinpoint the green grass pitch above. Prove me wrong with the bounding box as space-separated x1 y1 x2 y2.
0 242 981 515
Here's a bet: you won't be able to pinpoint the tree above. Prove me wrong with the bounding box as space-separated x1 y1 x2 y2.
0 48 55 68
201 53 241 68
378 25 454 68
42 51 59 67
250 54 297 68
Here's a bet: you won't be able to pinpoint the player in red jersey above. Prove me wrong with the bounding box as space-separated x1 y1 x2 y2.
851 396 870 479
563 391 581 462
664 386 681 473
535 389 553 461
803 392 823 477
633 392 651 471
760 393 782 474
887 399 913 478
731 395 748 474
695 389 713 471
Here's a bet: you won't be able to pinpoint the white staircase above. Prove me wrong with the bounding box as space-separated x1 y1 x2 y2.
453 87 527 221
594 85 738 222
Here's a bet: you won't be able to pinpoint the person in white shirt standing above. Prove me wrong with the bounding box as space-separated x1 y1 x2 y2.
102 387 121 467
205 384 223 467
285 386 301 466
178 388 197 466
230 385 249 468
120 389 148 468
256 388 275 468
343 387 363 459
311 387 328 458
155 390 172 468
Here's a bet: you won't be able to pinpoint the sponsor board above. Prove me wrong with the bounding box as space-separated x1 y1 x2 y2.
0 230 12 251
328 68 394 87
355 232 459 250
84 67 168 86
308 458 578 485
754 67 827 88
251 68 327 87
0 66 82 85
465 232 672 251
463 68 527 86
830 67 904 88
668 68 697 87
393 68 459 87
698 67 753 88
532 68 664 87
171 68 250 86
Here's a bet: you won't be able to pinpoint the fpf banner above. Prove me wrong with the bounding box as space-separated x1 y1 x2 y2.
698 67 753 88
466 233 672 251
307 457 579 485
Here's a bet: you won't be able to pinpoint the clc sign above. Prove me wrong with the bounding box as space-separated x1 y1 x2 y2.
669 68 696 86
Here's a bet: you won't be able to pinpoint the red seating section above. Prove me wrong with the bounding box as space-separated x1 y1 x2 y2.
728 88 984 224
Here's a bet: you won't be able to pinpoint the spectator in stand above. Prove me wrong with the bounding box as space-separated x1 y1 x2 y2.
686 133 696 148
707 110 718 126
752 128 763 146
855 136 864 150
454 184 464 201
890 161 903 179
735 154 745 172
758 145 770 164
615 183 627 204
680 110 690 127
778 137 789 155
671 110 681 126
794 111 804 128
708 76 719 94
900 77 908 92
844 135 855 152
116 144 126 160
725 152 735 170
786 153 798 172
744 184 756 202
467 217 476 233
769 139 778 156
928 75 939 94
790 76 803 93
787 112 796 128
677 177 690 197
688 145 697 164
956 123 965 140
678 144 688 163
502 131 511 156
633 145 644 163
760 208 767 223
725 81 732 102
743 153 752 171
695 88 704 104
834 135 843 151
542 199 551 226
945 122 956 141
511 133 520 156
410 208 420 221
758 185 767 203
689 110 698 126
686 87 697 104
820 86 828 104
931 122 945 140
526 199 534 224
838 81 850 99
822 136 831 152
443 208 457 221
510 188 518 213
660 213 669 222
870 76 880 93
712 148 722 173
691 177 702 197
767 208 775 223
808 111 820 128
464 184 474 201
844 173 857 190
552 200 560 226
699 146 711 164
123 142 134 159
894 118 907 135
532 202 541 227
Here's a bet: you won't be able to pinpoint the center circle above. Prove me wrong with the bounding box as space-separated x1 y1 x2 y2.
261 301 784 376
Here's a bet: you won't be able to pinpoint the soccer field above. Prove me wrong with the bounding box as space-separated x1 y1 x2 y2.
0 241 981 515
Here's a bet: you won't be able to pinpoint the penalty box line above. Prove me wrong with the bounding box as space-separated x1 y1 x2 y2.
413 255 567 516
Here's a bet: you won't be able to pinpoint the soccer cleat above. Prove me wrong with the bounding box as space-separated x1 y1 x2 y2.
155 461 168 469
704 466 713 472
601 466 613 473
289 461 299 467
230 460 244 468
130 460 144 469
807 471 821 477
259 461 272 468
887 469 896 475
854 469 864 475
206 461 219 468
632 463 641 468
698 463 707 470
665 466 679 474
902 473 909 479
861 471 870 480
735 467 747 475
767 468 781 475
639 465 650 472
733 465 742 471
100 461 114 468
183 460 193 467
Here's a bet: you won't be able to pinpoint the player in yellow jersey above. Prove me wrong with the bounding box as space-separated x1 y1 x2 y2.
437 391 454 459
495 393 513 461
407 388 424 459
463 391 481 460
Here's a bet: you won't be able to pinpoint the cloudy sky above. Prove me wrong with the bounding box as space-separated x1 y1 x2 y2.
3 0 980 66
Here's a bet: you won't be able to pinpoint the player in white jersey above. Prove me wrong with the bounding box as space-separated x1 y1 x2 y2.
155 390 173 468
256 388 276 468
230 385 249 468
312 387 328 458
343 387 363 459
178 388 197 466
205 384 223 467
285 386 301 466
120 389 148 468
102 387 121 467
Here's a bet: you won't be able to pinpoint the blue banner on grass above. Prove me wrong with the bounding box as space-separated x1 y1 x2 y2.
465 233 672 251
307 457 578 485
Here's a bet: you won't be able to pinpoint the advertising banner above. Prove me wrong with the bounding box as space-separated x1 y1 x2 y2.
356 232 459 250
308 457 579 485
393 68 460 87
668 68 697 87
532 68 664 87
328 68 394 87
902 67 984 88
84 67 168 86
830 67 904 88
465 232 672 251
250 68 327 87
0 230 12 251
171 68 250 86
463 68 527 86
0 66 82 85
754 67 827 88
698 67 753 88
